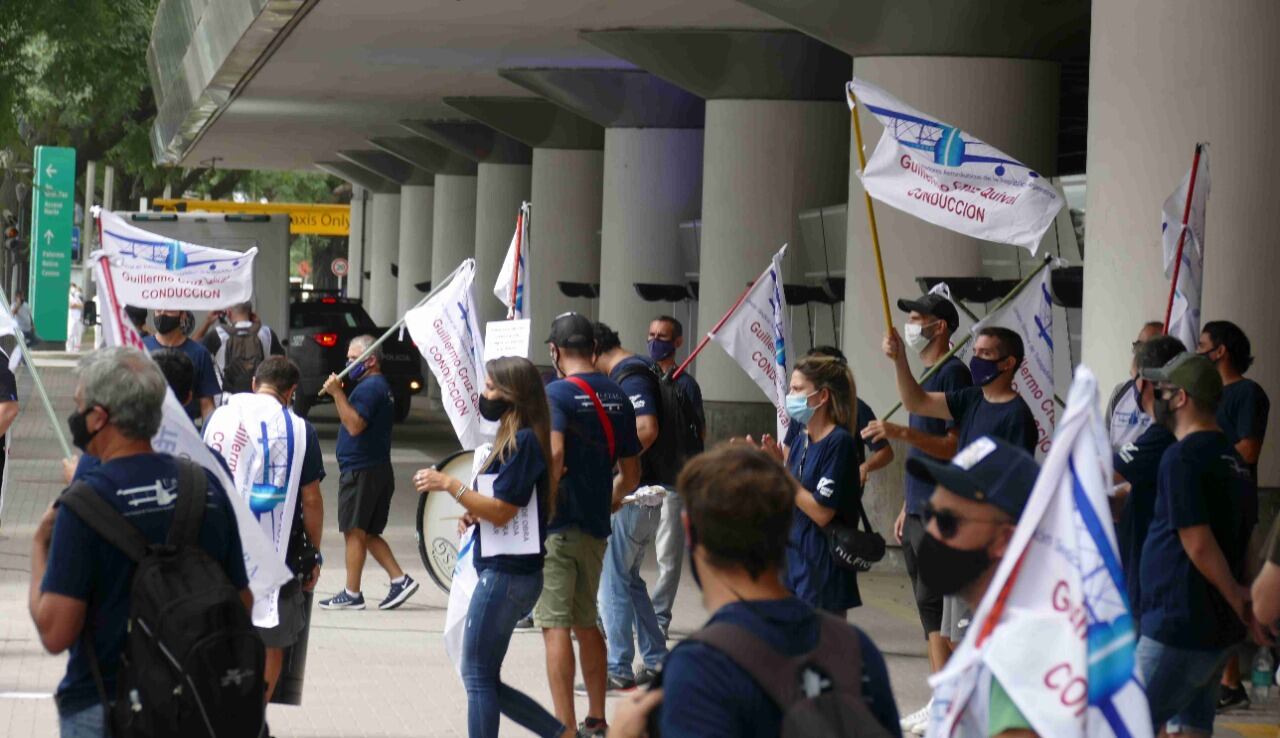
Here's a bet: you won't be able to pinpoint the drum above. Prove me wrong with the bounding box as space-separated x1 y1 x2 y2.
416 449 475 593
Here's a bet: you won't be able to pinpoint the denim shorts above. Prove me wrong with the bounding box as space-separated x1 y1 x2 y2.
1135 636 1230 733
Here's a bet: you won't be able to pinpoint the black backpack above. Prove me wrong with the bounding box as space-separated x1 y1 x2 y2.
221 325 266 394
58 458 266 738
615 362 705 485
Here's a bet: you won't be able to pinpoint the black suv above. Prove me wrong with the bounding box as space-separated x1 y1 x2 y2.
287 294 424 422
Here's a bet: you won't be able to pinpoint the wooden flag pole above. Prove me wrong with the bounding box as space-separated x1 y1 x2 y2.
848 87 894 334
1162 143 1204 334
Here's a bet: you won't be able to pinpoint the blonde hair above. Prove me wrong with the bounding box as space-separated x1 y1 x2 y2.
479 356 557 515
793 355 858 432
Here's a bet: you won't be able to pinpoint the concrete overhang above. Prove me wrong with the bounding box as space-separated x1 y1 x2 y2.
337 150 434 186
368 137 478 176
443 98 604 150
499 68 704 129
400 121 533 165
314 161 399 193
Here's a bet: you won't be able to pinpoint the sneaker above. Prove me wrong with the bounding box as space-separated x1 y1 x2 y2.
635 667 659 686
574 674 636 696
1216 683 1250 712
379 575 420 610
514 616 536 631
576 717 608 738
899 700 931 732
319 590 365 610
911 720 929 736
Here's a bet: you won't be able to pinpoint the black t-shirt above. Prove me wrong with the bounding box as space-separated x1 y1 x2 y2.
945 386 1038 454
1113 423 1176 621
1217 378 1270 479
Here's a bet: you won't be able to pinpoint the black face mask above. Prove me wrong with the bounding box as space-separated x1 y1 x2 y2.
154 314 181 334
686 524 703 591
68 406 104 452
915 530 992 597
1153 391 1178 431
478 395 512 422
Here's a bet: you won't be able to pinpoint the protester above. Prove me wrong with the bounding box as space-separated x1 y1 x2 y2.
123 306 152 338
142 308 221 420
319 335 418 611
1136 351 1262 734
197 300 286 394
591 322 667 691
66 283 84 352
792 346 894 487
905 435 1041 737
28 347 251 737
608 444 901 737
1112 335 1184 627
644 314 704 638
414 356 568 738
1106 320 1164 450
205 356 325 709
0 338 18 529
537 312 641 737
12 289 34 344
859 293 970 734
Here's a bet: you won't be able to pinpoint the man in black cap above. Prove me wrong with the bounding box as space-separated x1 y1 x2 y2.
535 312 642 737
862 291 972 733
906 435 1041 737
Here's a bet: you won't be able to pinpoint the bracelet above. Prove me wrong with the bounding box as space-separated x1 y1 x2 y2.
453 482 467 502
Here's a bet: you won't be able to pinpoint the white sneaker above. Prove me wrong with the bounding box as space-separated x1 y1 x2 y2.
911 719 929 736
899 700 931 731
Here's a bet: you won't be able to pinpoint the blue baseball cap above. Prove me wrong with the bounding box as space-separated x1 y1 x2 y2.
905 436 1040 520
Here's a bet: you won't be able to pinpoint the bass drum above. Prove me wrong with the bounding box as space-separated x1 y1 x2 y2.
416 449 475 593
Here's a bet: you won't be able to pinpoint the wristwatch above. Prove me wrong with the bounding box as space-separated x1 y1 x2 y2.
315 551 324 567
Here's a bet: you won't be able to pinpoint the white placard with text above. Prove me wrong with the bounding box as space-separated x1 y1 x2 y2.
476 473 539 556
484 319 531 362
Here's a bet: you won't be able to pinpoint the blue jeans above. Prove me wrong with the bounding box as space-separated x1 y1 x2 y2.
58 703 105 738
599 502 667 678
1135 635 1230 733
463 568 564 738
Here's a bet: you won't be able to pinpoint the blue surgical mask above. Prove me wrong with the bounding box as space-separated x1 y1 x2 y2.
785 391 817 425
969 356 1004 387
647 338 676 362
347 359 368 382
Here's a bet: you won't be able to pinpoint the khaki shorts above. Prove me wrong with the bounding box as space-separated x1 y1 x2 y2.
534 527 607 629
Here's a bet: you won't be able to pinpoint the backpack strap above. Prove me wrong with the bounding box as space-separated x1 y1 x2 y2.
685 622 802 707
168 457 208 547
57 482 149 563
565 376 616 462
806 612 867 699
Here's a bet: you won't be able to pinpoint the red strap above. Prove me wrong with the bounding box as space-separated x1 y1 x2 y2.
566 376 616 461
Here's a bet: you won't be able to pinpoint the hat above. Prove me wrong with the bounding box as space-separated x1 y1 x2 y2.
905 436 1039 520
897 293 960 334
1140 351 1223 404
546 312 595 350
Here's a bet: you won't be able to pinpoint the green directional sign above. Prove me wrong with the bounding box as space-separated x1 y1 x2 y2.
30 146 76 342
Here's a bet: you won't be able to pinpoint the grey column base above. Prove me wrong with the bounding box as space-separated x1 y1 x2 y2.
703 400 779 446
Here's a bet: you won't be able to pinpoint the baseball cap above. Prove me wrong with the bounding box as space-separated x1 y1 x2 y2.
1140 351 1223 404
546 312 595 350
905 436 1039 520
897 293 960 334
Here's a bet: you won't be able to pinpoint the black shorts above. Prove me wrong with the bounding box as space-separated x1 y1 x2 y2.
901 513 944 636
258 580 306 648
338 463 395 535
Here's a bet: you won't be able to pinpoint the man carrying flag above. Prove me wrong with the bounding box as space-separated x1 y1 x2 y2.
494 202 531 320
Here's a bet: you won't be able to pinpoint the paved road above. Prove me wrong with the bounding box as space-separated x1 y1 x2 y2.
1 355 1275 736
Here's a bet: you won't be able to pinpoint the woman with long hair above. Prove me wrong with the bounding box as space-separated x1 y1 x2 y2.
413 356 566 738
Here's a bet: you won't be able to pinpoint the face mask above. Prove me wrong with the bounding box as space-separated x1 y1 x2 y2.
904 322 936 352
347 359 368 382
686 524 703 591
647 338 676 362
68 406 103 451
478 395 512 422
969 356 1005 387
785 391 818 425
154 315 181 334
916 530 992 596
549 347 564 379
1153 390 1178 430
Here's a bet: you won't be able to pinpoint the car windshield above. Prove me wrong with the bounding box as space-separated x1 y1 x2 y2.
290 304 376 330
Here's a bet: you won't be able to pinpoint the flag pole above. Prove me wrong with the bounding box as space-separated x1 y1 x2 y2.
880 256 1055 421
670 278 759 381
508 203 527 318
1162 143 1204 334
0 285 74 459
848 86 894 334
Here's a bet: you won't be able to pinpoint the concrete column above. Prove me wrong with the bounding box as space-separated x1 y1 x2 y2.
1084 0 1280 488
81 160 95 260
599 128 703 352
474 163 532 327
396 184 434 316
346 186 366 300
696 100 848 431
843 56 1060 535
529 148 603 342
367 192 400 325
430 174 478 295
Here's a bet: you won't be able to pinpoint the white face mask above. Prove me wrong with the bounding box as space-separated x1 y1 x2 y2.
904 321 938 352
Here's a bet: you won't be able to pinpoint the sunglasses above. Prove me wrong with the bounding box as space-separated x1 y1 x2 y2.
921 502 1007 540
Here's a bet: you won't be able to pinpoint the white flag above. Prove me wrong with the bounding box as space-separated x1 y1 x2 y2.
405 259 488 449
94 255 294 607
848 79 1064 252
1160 147 1210 351
444 444 490 674
95 208 257 310
0 297 22 372
710 245 791 438
973 266 1057 459
927 367 1153 738
494 202 531 320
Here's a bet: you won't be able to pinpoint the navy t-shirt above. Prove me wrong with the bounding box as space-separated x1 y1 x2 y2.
336 373 394 471
610 356 662 485
1114 423 1176 622
946 386 1037 454
906 357 972 515
1217 378 1270 479
784 426 861 612
474 427 549 574
546 372 641 539
1139 431 1253 649
142 335 221 417
42 453 249 711
659 598 900 738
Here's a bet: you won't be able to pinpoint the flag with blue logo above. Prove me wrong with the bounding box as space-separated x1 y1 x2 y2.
927 367 1153 738
1160 146 1210 351
848 79 1064 253
494 201 531 320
